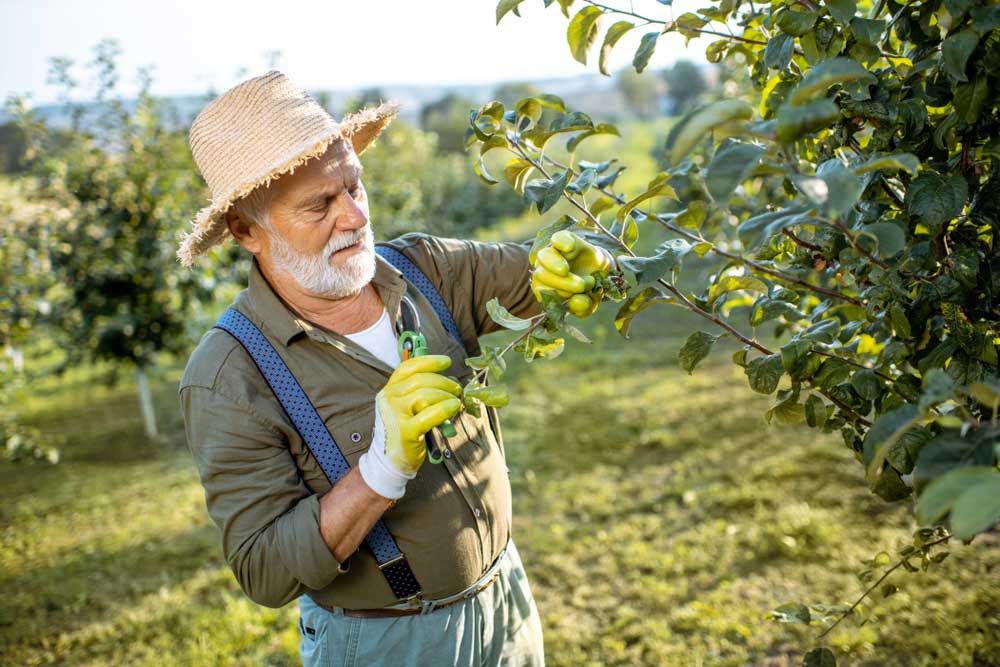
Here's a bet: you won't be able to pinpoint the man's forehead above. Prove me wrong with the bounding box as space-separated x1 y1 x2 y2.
274 139 362 197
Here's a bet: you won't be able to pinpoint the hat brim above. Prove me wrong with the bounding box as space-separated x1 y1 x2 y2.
177 100 400 267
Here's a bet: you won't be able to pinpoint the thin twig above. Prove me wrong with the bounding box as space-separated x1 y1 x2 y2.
818 533 952 639
782 227 823 252
823 216 891 270
580 0 768 45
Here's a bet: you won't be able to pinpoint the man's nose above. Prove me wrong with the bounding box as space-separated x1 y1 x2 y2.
337 193 369 231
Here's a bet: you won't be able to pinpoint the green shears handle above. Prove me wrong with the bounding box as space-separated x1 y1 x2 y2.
398 331 456 464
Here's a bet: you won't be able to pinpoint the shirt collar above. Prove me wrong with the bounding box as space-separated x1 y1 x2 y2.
245 250 408 347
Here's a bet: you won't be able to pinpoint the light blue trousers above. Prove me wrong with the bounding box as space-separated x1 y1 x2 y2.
298 541 545 667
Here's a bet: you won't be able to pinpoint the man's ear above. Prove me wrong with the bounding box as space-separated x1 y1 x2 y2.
225 207 264 254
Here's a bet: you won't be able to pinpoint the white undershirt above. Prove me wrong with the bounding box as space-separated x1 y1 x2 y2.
347 307 412 499
343 307 400 369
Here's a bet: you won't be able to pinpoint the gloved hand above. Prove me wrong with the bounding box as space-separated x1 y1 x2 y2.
358 355 462 499
531 230 614 318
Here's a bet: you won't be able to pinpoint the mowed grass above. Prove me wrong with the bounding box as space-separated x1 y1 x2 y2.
3 306 999 667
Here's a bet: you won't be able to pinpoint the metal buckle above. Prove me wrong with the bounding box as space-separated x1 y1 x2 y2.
377 554 405 570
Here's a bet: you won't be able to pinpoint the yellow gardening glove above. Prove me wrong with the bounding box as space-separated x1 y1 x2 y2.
360 355 462 499
531 230 613 318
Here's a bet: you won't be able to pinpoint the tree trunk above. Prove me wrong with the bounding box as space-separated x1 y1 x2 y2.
6 345 24 375
135 365 158 439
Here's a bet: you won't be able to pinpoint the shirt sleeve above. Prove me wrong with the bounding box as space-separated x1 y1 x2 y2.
180 384 344 608
390 233 543 345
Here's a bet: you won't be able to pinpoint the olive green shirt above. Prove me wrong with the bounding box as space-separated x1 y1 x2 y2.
179 233 539 609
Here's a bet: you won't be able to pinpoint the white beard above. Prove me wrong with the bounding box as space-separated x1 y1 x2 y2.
267 223 376 298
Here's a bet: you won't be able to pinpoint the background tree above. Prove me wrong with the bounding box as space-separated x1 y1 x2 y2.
343 86 390 114
362 119 527 240
614 67 662 118
419 92 478 153
662 59 709 114
13 40 212 439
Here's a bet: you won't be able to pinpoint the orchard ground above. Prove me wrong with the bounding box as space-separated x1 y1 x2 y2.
3 301 999 667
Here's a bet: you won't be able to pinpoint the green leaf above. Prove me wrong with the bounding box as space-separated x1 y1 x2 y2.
737 206 815 250
599 21 635 76
950 473 1000 540
904 172 969 234
618 238 691 288
539 170 571 214
708 275 769 306
496 0 526 23
566 168 597 195
464 383 510 408
674 12 708 40
916 466 998 524
679 331 719 374
633 32 659 74
746 353 785 394
777 98 841 143
566 122 620 152
768 392 806 424
567 5 603 65
850 17 884 46
862 404 922 477
813 357 852 390
764 33 795 71
536 93 567 113
771 602 811 624
942 29 981 82
790 57 875 105
803 646 838 667
486 297 532 331
858 222 906 258
616 172 678 224
504 158 534 193
915 431 997 483
777 9 818 36
853 153 920 176
805 394 828 427
850 367 882 400
706 140 766 204
675 200 708 228
750 297 802 326
474 158 499 185
825 0 856 23
516 97 543 127
954 76 989 124
781 339 823 381
614 287 673 338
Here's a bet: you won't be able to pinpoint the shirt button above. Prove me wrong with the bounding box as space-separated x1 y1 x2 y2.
351 432 362 443
443 449 452 459
474 508 481 518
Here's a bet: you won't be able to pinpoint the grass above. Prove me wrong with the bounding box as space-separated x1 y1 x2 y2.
2 303 999 667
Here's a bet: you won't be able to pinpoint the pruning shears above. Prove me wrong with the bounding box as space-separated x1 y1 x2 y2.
398 330 456 464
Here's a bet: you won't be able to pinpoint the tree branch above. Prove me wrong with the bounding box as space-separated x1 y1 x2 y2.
580 0 768 46
818 532 951 639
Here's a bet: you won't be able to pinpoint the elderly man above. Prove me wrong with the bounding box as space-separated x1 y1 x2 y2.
178 71 612 667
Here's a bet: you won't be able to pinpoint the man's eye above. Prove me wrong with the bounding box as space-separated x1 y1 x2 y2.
349 186 362 199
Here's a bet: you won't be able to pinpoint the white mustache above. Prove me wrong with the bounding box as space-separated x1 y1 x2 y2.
324 229 366 256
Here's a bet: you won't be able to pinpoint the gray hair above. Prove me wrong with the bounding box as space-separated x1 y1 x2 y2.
232 185 275 232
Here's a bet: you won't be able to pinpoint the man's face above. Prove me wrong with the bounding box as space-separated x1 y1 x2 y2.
256 139 375 298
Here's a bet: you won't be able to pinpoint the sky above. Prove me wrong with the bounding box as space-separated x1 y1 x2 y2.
1 0 709 105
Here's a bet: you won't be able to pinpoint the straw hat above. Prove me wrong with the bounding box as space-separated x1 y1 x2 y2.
178 70 399 266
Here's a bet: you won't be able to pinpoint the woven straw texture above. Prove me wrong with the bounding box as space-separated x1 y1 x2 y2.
178 70 399 266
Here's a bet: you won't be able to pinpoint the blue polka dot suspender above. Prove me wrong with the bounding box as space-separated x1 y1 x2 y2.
212 245 465 602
